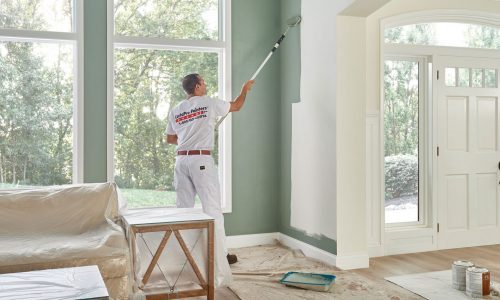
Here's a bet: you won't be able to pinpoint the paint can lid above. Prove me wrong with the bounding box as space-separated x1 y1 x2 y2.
453 260 474 267
467 266 489 273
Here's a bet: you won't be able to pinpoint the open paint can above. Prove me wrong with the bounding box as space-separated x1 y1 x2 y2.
466 266 490 297
452 260 474 291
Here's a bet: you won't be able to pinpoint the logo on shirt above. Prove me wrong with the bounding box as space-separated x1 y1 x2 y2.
175 106 208 125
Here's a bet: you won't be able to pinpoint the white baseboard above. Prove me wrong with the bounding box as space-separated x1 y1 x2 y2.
368 244 384 257
335 253 369 270
227 232 369 270
226 232 279 249
227 232 336 266
278 233 337 267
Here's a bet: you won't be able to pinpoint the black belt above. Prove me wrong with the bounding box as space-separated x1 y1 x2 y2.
177 150 211 155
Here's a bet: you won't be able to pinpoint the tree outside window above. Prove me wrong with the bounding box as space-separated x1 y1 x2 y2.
113 0 225 208
0 0 75 188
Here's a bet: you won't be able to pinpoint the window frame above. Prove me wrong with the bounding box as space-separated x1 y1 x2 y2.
0 0 84 185
106 0 233 212
382 55 428 228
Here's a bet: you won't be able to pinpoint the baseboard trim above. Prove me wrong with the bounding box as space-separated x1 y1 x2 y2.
335 253 369 270
227 232 368 270
368 244 384 258
278 233 337 267
226 232 279 249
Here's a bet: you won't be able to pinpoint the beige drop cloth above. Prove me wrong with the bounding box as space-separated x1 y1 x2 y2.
227 243 422 300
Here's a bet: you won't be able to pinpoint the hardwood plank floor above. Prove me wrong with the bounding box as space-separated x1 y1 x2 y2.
354 244 500 284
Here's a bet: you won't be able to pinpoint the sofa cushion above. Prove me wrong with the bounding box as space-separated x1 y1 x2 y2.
0 226 128 278
0 182 120 234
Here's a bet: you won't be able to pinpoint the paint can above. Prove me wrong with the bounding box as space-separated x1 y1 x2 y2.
466 266 490 297
452 260 474 291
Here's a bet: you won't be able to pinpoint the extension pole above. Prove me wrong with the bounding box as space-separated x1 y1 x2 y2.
215 28 292 129
216 16 301 129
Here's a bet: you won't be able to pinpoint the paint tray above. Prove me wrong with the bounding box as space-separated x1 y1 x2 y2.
280 272 336 292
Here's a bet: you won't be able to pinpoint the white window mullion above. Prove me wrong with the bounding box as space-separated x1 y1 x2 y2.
0 29 76 43
74 0 84 183
106 0 115 183
114 35 225 52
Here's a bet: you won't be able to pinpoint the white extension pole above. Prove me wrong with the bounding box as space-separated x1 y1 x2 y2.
215 26 293 129
250 26 290 81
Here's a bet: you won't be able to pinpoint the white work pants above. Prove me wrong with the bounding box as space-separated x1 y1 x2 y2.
174 155 227 254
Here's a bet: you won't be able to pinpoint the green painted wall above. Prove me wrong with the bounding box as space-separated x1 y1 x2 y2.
279 0 337 254
224 0 281 235
82 0 337 254
82 0 281 233
84 0 107 183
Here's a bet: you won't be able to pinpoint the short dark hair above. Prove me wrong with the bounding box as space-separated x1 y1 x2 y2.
182 73 200 94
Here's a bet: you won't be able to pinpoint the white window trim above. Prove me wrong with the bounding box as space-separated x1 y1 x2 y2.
381 55 428 229
382 9 500 29
106 0 233 213
0 0 84 184
75 0 84 184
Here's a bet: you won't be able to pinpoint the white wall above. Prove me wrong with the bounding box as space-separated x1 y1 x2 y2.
335 15 368 267
290 0 354 241
292 0 371 269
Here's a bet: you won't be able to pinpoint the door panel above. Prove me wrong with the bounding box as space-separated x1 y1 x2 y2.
477 97 496 151
436 55 500 249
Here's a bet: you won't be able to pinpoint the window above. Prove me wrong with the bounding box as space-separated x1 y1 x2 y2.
383 58 425 225
382 18 500 227
385 22 500 50
445 67 498 88
0 1 82 188
109 0 231 210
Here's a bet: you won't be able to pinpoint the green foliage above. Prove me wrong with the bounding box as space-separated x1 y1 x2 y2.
113 50 219 193
384 60 419 157
114 0 218 40
384 24 435 45
466 24 500 50
0 41 73 186
385 154 418 200
113 0 221 200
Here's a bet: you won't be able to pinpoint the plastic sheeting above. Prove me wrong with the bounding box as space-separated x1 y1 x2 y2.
0 182 131 299
0 265 109 300
121 208 232 297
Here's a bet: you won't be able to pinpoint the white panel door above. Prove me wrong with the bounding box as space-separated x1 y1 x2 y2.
436 55 500 249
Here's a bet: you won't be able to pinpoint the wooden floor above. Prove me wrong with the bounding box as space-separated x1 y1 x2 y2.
354 244 500 284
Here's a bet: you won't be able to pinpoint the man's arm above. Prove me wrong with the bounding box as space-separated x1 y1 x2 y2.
229 80 254 112
165 134 178 145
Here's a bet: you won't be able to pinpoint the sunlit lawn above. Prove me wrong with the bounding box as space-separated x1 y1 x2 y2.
0 183 197 209
120 188 201 209
120 188 177 208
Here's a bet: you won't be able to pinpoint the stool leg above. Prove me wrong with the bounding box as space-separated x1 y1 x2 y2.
208 221 214 300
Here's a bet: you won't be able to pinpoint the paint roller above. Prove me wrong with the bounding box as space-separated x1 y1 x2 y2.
215 15 302 128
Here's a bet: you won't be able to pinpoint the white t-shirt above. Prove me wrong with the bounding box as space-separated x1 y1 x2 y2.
166 96 230 151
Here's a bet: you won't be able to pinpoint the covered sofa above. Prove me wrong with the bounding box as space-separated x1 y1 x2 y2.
0 182 131 299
